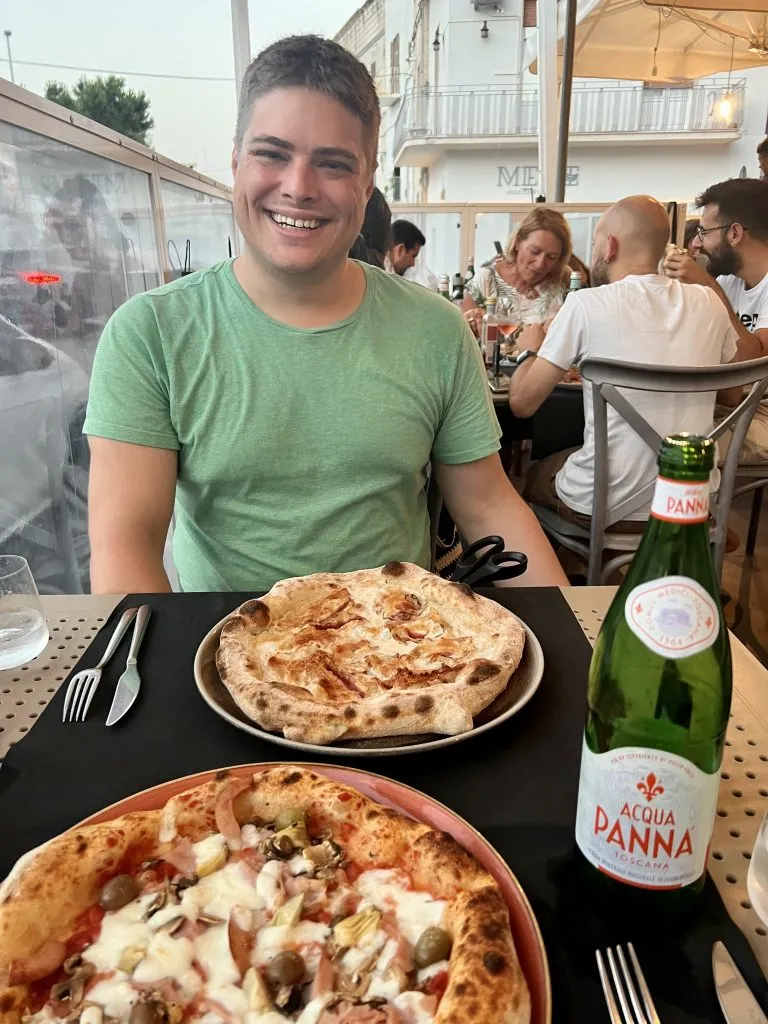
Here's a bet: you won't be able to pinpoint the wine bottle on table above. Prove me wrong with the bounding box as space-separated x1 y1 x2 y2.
575 435 732 915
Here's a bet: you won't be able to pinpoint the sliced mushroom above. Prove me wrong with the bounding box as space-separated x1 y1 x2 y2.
261 820 310 859
338 968 371 999
303 839 345 876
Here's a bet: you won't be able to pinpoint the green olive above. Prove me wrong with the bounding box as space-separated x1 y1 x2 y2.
266 950 306 987
413 926 452 969
129 1003 162 1024
273 807 305 832
269 834 295 859
98 874 139 912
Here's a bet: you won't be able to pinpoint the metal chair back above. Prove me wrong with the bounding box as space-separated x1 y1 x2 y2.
581 355 768 584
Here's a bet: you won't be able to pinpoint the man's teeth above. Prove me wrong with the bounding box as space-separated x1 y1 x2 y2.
270 212 322 230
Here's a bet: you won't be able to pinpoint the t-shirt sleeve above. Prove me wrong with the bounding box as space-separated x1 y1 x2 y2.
464 266 492 307
83 294 180 450
431 323 501 465
537 294 587 370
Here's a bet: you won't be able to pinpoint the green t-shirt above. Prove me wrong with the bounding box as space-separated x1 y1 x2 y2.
84 259 500 591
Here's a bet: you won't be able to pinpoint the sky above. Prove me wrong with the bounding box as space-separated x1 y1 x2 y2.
1 0 362 184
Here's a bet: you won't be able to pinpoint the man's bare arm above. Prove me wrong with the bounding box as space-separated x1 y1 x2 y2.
88 437 178 593
433 454 568 587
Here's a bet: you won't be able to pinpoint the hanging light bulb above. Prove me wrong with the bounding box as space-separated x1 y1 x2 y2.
717 95 733 121
480 21 489 40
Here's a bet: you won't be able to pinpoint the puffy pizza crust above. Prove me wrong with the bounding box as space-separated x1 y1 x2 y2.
216 562 526 744
0 766 531 1024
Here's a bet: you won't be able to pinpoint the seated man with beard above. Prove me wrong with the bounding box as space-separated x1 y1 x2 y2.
509 195 738 530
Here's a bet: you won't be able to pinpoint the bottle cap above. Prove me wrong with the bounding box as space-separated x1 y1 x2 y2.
658 434 715 477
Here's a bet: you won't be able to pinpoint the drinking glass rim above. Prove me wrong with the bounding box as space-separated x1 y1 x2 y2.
0 555 33 583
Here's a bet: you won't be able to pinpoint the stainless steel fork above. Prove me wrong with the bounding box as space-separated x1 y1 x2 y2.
62 608 138 722
596 943 661 1024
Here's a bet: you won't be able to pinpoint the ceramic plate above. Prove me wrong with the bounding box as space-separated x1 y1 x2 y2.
193 609 544 757
80 762 552 1024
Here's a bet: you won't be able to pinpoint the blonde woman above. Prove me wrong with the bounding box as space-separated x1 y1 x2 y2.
463 208 572 344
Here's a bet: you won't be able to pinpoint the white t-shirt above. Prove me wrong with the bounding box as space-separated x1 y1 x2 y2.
538 275 738 519
717 271 768 333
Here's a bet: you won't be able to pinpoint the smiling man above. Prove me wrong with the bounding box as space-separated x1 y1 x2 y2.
84 35 565 592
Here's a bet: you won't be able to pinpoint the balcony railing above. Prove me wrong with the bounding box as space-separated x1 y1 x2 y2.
394 80 745 157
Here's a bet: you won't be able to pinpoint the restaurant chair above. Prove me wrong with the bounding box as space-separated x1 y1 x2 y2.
733 462 768 556
530 356 768 586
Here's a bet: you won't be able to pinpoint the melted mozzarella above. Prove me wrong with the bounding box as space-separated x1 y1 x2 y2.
367 970 404 1002
182 861 265 920
79 1008 103 1024
240 825 263 848
245 1014 288 1024
341 929 389 974
133 931 198 997
194 924 240 989
355 870 447 945
81 893 158 972
286 853 314 876
85 978 139 1019
252 921 330 974
393 991 437 1023
376 937 399 973
255 860 283 910
295 997 331 1024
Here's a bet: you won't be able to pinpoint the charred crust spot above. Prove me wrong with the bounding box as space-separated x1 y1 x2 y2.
279 703 289 713
481 921 504 941
381 561 406 577
415 695 434 713
281 771 303 786
0 994 16 1012
215 769 230 781
343 706 357 719
454 983 467 997
468 1002 479 1017
466 660 500 686
453 582 475 598
383 705 400 719
256 697 268 710
239 599 270 629
245 658 257 672
367 809 380 820
483 952 506 975
75 835 88 854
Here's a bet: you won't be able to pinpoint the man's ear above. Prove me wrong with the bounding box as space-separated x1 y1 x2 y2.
605 234 619 264
231 140 240 179
730 223 747 247
392 243 405 264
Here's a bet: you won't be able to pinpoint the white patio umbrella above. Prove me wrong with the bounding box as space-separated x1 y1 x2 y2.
526 0 768 200
528 0 768 82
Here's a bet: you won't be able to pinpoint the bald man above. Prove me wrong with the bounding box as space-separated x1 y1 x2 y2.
510 195 738 530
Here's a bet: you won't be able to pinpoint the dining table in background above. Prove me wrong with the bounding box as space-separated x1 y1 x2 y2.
1 586 767 1022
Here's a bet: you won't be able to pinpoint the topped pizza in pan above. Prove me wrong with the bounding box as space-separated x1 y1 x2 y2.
0 766 531 1024
215 563 526 745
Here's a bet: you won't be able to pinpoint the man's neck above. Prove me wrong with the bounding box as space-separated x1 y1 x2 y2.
609 260 659 283
233 252 367 329
737 248 768 291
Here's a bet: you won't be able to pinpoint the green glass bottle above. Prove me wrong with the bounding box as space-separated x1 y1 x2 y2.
575 435 732 910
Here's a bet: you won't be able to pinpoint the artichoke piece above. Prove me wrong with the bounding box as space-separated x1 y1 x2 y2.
273 807 305 832
271 893 304 928
243 967 273 1013
333 907 381 949
117 946 147 974
262 820 310 860
196 847 227 878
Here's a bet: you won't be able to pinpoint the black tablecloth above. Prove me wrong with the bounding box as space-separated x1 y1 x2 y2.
2 588 765 1023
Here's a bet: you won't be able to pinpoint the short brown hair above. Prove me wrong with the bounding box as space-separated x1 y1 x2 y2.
235 35 381 168
757 137 768 157
697 178 768 243
504 207 573 288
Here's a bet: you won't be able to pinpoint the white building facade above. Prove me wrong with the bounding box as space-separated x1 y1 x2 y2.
335 0 768 208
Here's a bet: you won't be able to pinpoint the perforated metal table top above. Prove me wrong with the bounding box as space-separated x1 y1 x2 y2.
1 589 766 972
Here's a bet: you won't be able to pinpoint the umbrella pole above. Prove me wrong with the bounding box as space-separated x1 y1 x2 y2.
555 0 578 203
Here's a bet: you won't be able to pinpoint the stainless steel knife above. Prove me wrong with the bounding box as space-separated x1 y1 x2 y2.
105 604 151 727
713 941 768 1023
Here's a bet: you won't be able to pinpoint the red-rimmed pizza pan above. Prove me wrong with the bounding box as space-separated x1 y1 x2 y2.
79 762 552 1024
193 611 545 757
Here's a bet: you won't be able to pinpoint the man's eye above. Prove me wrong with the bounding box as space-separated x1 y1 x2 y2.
252 150 284 161
321 161 353 172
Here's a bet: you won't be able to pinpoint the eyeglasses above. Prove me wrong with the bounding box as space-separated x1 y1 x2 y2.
696 223 734 240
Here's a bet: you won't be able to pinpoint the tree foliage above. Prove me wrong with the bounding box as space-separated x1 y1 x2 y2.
44 75 154 145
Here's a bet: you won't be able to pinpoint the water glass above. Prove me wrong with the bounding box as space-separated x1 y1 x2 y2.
747 808 768 925
0 556 49 670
